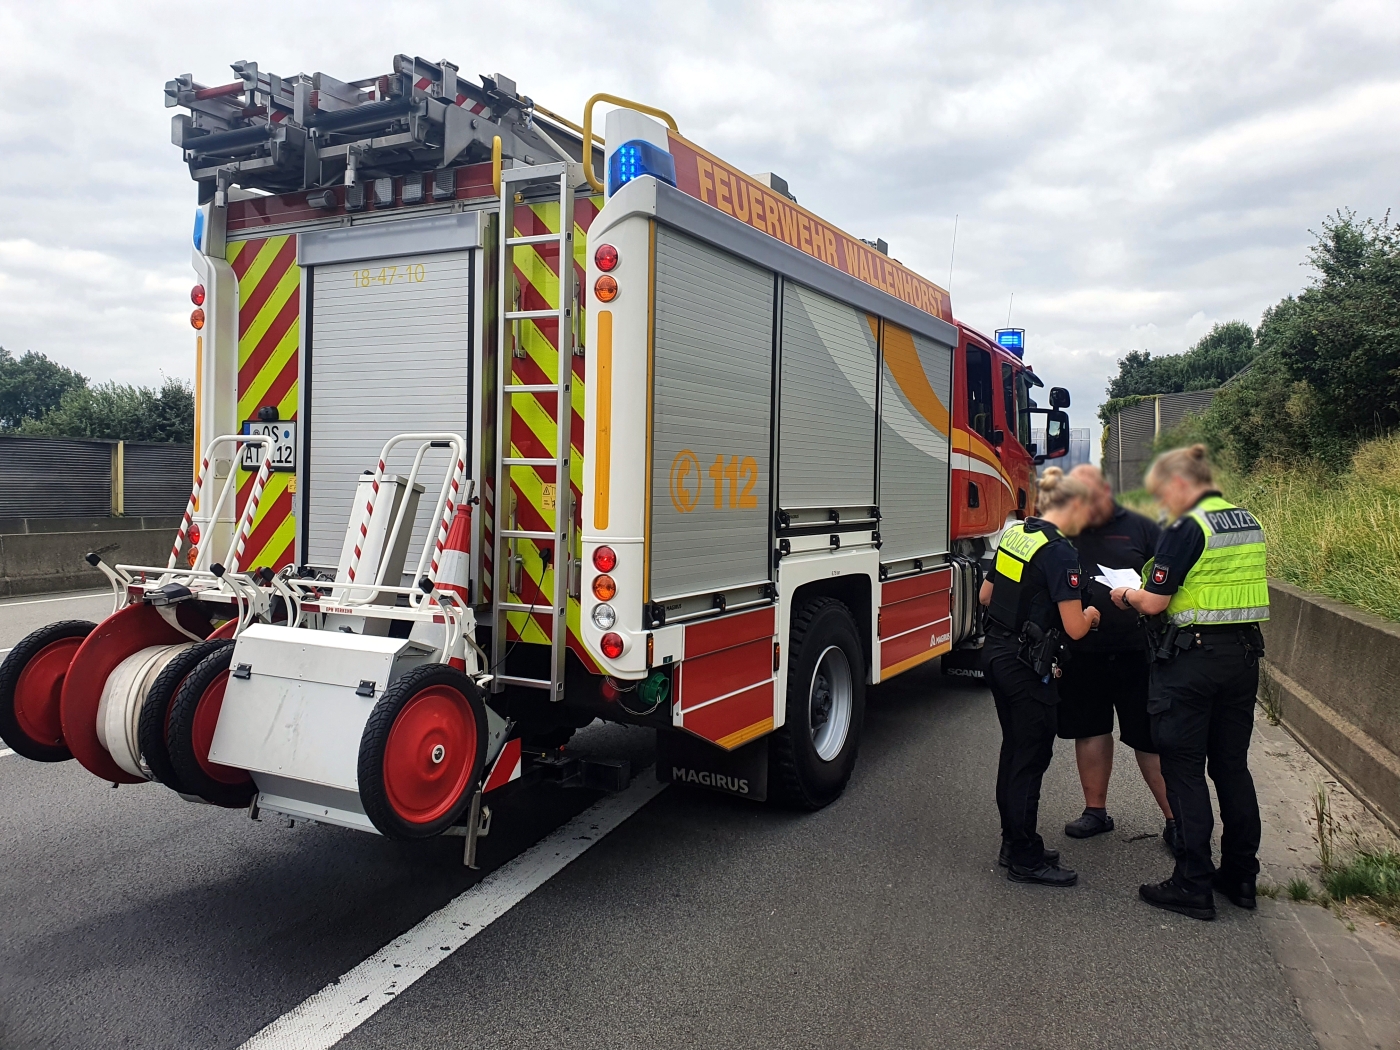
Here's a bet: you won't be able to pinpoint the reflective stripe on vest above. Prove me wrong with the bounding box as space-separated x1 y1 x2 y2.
1165 496 1270 626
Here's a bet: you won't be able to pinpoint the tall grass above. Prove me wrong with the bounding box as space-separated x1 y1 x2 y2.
1228 434 1400 622
1125 434 1400 623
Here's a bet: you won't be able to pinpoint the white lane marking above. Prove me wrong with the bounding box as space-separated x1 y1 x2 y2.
238 771 668 1050
0 591 109 609
0 647 11 656
0 748 13 758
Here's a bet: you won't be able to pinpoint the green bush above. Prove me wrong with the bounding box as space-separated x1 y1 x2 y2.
17 378 194 445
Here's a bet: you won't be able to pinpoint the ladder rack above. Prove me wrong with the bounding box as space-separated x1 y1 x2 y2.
490 162 583 700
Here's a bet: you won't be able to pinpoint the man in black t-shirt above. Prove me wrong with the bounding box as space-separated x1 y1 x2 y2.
1057 466 1178 852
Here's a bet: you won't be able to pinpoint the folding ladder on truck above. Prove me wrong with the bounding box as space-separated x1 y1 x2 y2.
490 161 582 700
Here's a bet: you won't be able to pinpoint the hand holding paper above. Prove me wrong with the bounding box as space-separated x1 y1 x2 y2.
1092 565 1142 590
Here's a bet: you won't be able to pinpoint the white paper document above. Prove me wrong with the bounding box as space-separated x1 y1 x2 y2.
1092 565 1143 590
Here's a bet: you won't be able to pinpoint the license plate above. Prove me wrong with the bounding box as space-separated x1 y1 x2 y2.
241 420 297 472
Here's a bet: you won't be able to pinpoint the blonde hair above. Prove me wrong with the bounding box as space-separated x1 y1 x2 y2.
1146 444 1214 492
1037 466 1092 511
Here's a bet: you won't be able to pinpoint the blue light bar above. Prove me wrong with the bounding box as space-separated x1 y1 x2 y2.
607 139 677 197
995 328 1025 358
192 209 205 252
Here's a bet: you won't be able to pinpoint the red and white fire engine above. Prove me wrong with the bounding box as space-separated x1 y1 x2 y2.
0 58 1071 860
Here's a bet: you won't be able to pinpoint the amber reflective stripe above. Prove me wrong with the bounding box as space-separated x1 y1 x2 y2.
593 310 613 530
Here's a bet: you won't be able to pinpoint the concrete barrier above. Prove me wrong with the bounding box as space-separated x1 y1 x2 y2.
0 517 182 598
1261 579 1400 836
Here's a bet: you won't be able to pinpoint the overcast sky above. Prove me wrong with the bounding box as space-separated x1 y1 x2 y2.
2 1 1397 457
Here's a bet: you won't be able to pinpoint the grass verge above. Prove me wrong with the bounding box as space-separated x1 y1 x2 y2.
1322 850 1400 925
1122 433 1400 622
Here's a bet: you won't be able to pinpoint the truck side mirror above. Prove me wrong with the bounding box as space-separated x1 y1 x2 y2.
1039 411 1070 462
1049 387 1071 410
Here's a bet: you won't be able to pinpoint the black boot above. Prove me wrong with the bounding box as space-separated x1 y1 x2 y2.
1009 861 1078 887
998 842 1061 868
1211 870 1257 910
1139 878 1215 920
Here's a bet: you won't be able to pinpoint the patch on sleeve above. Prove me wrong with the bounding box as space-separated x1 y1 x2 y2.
1067 569 1082 589
1151 564 1170 586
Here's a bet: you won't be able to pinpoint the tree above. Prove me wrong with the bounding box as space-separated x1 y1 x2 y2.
0 348 87 430
1106 321 1258 399
18 378 195 444
1190 211 1400 470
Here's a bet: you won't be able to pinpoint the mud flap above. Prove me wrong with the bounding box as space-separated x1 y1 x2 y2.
656 730 768 802
940 645 986 679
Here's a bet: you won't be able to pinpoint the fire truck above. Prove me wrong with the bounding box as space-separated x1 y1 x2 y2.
0 57 1071 857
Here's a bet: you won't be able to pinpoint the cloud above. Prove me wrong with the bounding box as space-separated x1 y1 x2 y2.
1 0 1396 455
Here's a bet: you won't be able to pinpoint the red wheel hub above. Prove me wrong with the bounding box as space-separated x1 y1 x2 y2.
383 686 477 824
13 638 83 747
189 670 251 786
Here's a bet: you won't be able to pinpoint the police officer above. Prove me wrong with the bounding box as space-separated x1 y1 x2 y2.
1111 444 1268 921
980 467 1101 887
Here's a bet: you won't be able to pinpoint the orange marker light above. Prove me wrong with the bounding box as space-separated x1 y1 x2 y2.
594 275 618 302
592 574 617 601
190 308 205 330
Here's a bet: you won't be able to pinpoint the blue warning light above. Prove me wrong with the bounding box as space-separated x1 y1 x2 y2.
607 139 678 197
995 328 1025 357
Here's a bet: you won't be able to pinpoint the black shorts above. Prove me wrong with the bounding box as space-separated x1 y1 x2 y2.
1055 649 1154 752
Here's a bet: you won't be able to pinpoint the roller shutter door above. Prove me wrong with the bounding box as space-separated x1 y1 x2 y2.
778 281 878 510
649 227 774 603
878 324 954 562
306 250 472 573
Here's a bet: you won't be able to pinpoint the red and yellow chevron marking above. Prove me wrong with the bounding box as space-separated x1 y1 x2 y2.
504 195 601 667
226 234 299 572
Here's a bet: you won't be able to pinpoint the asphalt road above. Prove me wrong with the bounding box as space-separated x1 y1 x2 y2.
0 589 1316 1049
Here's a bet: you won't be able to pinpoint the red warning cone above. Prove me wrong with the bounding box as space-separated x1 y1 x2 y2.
437 506 472 605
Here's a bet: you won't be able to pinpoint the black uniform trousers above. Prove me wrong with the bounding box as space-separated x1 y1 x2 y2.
986 630 1059 869
1148 631 1263 895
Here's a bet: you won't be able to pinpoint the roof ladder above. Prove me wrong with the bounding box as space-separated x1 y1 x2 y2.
490 161 580 700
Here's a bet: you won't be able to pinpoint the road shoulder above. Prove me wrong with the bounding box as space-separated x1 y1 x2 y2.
1252 712 1400 1049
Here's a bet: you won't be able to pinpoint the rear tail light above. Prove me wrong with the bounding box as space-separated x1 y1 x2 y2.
188 523 201 545
190 284 206 305
592 574 616 601
594 275 617 302
190 308 205 330
594 244 618 272
600 632 624 659
592 545 617 572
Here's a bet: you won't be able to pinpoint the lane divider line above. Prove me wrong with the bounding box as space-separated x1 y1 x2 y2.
0 748 13 759
237 770 668 1050
0 591 110 609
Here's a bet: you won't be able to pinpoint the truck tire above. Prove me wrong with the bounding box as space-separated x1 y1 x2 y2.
138 639 234 793
0 620 96 762
358 664 488 840
166 647 257 808
769 597 866 810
